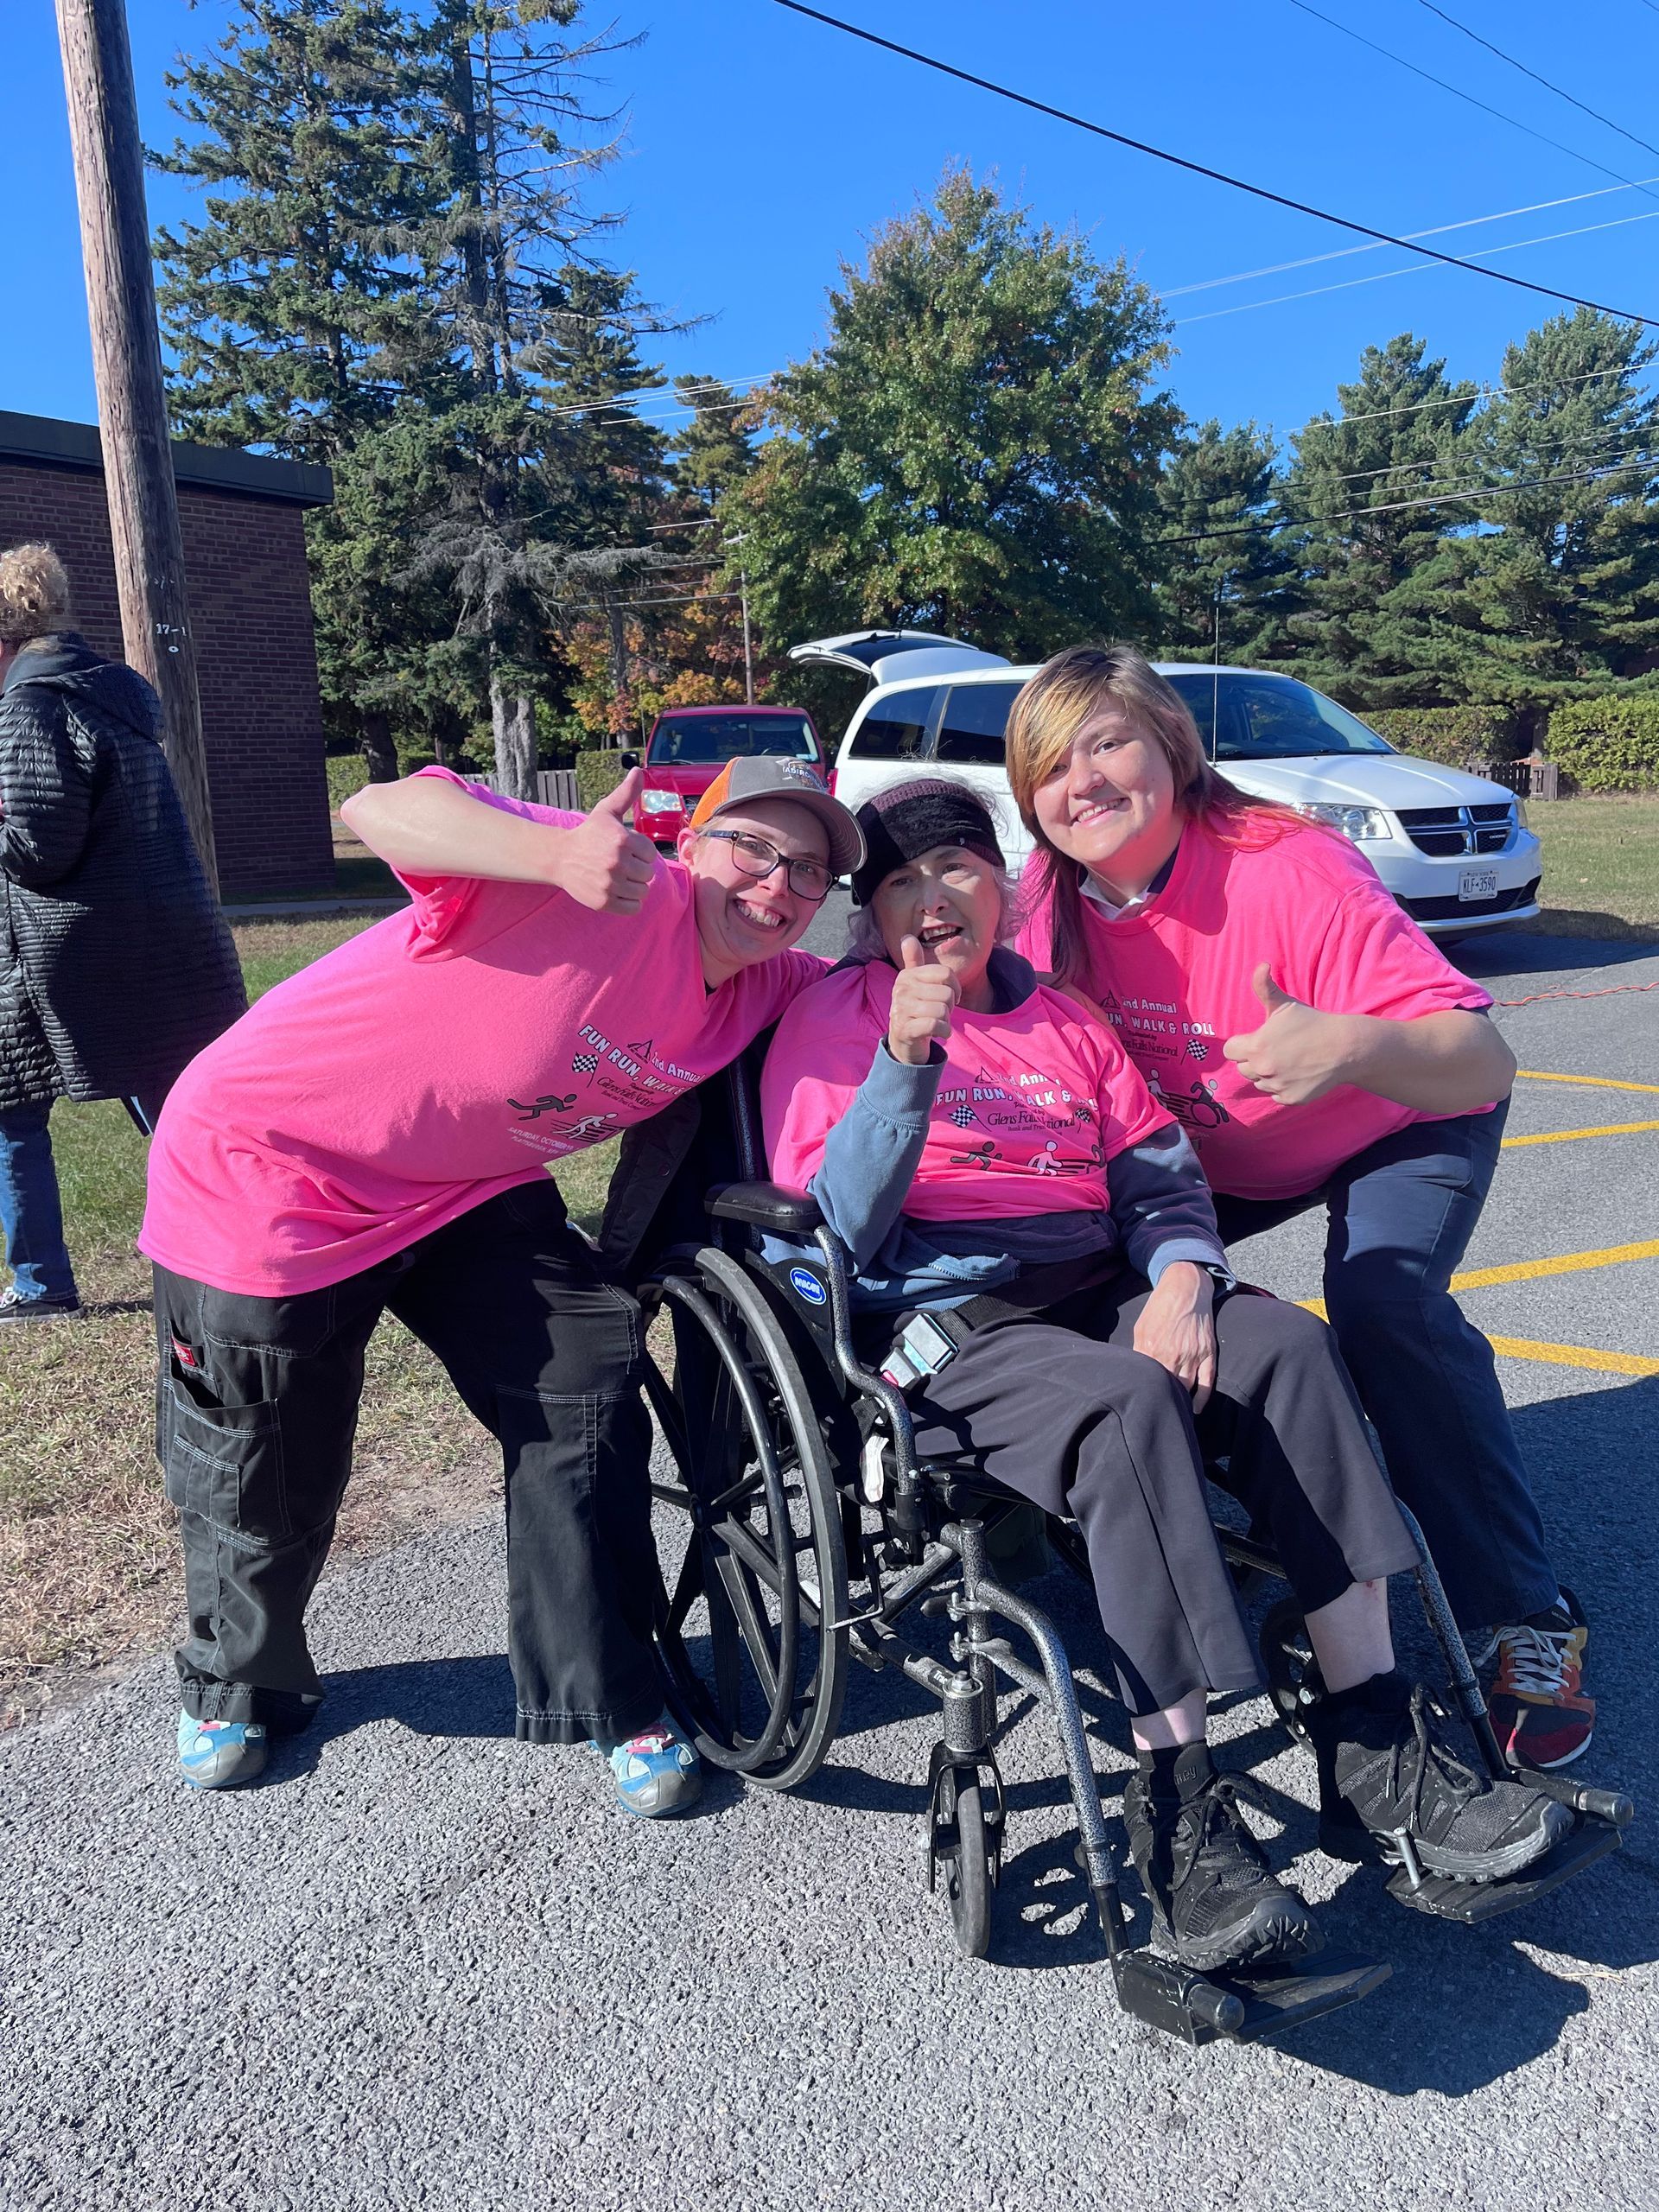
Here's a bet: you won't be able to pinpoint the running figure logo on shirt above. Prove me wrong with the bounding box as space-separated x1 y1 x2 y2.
950 1139 999 1170
508 1090 579 1121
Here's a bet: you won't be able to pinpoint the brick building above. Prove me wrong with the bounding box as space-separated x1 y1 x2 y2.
0 410 335 899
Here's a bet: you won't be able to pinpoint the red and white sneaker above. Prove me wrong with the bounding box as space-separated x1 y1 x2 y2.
1475 1589 1594 1770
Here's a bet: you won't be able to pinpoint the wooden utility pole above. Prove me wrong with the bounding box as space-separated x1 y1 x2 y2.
55 0 219 888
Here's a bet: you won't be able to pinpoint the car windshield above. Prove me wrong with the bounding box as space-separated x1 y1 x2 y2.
1164 673 1395 761
648 713 817 766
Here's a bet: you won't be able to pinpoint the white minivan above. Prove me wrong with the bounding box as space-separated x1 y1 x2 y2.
793 632 1543 937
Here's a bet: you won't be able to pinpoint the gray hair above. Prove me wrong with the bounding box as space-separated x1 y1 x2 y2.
0 543 72 644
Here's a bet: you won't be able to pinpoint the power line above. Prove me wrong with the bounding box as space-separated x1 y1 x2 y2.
1300 358 1654 431
525 186 1659 435
1291 422 1653 493
1415 1 1659 162
1284 0 1659 201
1159 454 1658 544
1163 172 1659 299
1173 207 1659 327
769 0 1659 329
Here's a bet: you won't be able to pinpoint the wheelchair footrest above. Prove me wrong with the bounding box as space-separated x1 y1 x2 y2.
1112 1949 1390 2047
1382 1811 1622 1923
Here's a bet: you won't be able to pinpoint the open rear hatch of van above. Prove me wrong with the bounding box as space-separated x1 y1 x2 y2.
788 631 1011 688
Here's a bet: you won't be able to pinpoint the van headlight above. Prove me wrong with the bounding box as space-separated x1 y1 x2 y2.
1300 803 1391 842
639 790 683 814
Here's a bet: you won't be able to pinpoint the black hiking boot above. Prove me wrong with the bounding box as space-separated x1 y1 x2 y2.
1313 1670 1572 1882
1123 1762 1323 1974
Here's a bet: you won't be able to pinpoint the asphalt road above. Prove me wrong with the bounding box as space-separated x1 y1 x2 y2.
3 927 1656 2212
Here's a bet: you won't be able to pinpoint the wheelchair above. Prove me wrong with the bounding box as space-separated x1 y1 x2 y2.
627 1059 1633 2049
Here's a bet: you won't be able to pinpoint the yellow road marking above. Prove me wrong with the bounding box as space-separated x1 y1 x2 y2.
1501 1119 1659 1148
1295 1294 1657 1376
1451 1239 1659 1291
1517 1070 1659 1097
1484 1335 1659 1379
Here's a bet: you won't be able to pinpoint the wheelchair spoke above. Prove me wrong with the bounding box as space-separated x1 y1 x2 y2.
708 1467 767 1516
716 1555 782 1704
664 1534 706 1639
716 1512 788 1597
649 1480 696 1510
703 1535 743 1728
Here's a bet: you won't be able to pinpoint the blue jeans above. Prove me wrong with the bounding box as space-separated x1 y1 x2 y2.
0 1101 78 1302
1211 1099 1558 1632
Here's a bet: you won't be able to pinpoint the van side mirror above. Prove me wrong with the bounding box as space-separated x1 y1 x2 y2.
620 749 640 771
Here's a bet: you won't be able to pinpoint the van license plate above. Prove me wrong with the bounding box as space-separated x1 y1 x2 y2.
1459 868 1498 903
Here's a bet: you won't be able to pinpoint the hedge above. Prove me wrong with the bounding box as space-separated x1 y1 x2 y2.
1545 696 1659 793
1363 706 1520 769
324 747 485 814
575 748 626 811
324 753 368 812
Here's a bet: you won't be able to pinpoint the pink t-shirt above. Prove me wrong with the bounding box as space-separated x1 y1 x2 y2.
763 958 1173 1223
141 772 824 1295
1015 817 1494 1201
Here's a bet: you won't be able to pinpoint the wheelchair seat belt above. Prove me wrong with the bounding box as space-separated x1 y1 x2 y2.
881 1250 1123 1391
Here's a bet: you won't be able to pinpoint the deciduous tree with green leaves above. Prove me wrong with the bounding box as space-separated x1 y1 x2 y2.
722 168 1181 665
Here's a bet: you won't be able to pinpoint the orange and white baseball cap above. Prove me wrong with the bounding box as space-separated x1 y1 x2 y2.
688 755 866 876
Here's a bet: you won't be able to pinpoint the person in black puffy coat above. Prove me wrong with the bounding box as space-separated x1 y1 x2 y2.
0 542 245 1320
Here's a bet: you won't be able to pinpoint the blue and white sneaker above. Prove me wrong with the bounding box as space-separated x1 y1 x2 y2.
177 1711 268 1789
596 1713 702 1818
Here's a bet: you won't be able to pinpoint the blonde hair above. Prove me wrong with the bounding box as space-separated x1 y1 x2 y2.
1005 642 1307 989
0 543 72 645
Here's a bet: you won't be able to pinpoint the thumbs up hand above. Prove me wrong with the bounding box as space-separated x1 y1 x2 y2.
1221 962 1362 1104
554 767 658 914
887 934 959 1065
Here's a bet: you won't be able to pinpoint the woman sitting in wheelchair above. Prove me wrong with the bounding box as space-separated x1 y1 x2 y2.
760 778 1570 1976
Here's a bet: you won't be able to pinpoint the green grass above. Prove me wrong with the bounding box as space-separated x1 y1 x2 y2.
1 912 620 1723
1530 795 1659 938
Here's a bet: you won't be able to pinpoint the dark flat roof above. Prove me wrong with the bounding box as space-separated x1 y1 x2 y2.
0 411 333 507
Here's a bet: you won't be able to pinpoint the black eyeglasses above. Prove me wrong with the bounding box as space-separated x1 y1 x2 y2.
701 829 835 903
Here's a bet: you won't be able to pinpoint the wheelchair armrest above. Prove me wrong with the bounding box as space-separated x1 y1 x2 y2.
707 1180 824 1234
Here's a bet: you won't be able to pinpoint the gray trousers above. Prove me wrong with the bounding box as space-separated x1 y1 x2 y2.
909 1279 1419 1716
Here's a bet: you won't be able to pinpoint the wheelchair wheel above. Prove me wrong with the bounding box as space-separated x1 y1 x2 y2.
644 1246 849 1791
1259 1599 1327 1745
938 1771 994 1960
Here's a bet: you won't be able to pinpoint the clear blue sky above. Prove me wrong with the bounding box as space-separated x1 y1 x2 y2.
8 0 1659 454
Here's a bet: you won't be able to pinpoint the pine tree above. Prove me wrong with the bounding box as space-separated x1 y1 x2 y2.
1281 334 1479 709
156 0 666 795
1430 310 1659 734
1153 418 1299 664
722 168 1181 663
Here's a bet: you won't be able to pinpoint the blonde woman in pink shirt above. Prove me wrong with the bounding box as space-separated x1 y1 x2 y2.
143 756 861 1812
1008 644 1592 1772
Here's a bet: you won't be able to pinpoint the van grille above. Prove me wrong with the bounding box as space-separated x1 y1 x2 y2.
1395 803 1516 857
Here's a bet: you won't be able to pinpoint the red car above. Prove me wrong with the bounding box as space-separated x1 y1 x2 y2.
623 703 830 849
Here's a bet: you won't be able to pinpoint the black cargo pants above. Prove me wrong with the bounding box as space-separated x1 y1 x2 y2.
152 1179 662 1746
